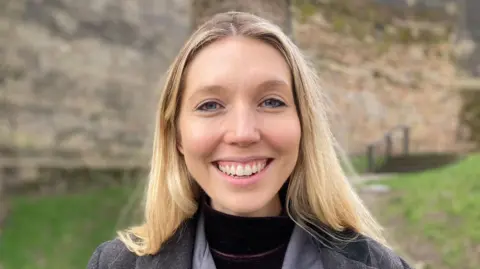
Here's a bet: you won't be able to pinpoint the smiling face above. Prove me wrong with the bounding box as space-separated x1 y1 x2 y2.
177 36 301 217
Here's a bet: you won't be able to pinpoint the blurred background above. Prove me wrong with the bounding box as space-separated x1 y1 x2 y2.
0 0 479 268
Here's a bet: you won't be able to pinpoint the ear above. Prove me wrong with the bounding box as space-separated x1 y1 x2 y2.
176 134 184 155
177 143 184 154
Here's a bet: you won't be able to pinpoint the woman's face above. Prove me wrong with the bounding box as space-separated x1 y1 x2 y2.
177 36 301 217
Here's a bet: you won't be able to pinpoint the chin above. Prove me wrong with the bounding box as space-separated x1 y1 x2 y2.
213 193 280 217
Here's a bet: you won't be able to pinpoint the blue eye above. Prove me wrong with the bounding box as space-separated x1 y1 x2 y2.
197 101 222 111
262 98 285 108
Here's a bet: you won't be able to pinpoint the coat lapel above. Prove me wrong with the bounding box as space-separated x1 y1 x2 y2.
136 216 198 269
281 226 324 269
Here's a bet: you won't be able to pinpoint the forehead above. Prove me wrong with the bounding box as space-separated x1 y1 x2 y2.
184 36 291 93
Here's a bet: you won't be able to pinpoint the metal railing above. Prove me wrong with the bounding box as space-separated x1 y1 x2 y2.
366 125 410 173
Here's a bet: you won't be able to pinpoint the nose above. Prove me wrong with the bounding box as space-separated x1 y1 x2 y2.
223 105 261 146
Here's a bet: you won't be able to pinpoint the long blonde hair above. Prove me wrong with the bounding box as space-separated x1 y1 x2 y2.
118 11 386 255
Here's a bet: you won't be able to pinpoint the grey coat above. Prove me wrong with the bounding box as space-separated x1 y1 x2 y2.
87 211 412 269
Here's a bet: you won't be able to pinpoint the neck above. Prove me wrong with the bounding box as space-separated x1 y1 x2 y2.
210 195 282 217
202 198 295 256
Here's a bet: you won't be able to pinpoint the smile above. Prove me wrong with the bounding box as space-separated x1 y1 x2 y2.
213 159 273 178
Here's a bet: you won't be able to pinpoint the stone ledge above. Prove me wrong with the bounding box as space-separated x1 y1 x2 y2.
454 78 480 91
0 156 149 169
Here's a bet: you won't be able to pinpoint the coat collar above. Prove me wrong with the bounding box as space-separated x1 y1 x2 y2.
135 209 327 269
133 204 371 269
136 215 198 269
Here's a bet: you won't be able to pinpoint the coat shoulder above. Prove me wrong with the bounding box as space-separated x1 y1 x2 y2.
320 234 413 269
87 238 138 269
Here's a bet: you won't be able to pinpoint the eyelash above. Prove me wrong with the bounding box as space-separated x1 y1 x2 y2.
196 98 286 112
261 98 286 108
197 101 224 112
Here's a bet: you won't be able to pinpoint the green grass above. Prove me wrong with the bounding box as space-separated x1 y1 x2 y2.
376 154 480 268
0 184 141 269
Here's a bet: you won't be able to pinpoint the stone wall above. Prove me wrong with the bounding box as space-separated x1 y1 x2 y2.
294 4 462 154
192 0 291 34
455 0 480 150
455 0 480 78
1 0 191 163
0 0 293 162
0 0 467 167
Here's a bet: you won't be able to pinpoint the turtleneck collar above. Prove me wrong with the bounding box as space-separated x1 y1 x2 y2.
202 195 294 256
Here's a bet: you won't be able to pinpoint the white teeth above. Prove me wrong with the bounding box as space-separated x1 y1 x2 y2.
235 166 244 176
252 164 258 173
245 165 252 175
217 161 268 177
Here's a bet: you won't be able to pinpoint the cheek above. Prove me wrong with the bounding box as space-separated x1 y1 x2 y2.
262 116 301 153
179 119 221 159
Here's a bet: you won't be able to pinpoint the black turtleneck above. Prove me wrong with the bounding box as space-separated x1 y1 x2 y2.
202 199 295 269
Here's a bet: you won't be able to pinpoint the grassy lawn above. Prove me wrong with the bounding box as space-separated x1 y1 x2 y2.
0 184 141 269
372 154 480 269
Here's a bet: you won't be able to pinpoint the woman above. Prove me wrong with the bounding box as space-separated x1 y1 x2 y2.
87 11 412 269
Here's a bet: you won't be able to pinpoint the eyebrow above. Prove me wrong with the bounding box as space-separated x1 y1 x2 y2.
187 85 226 103
256 79 290 91
187 79 291 103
